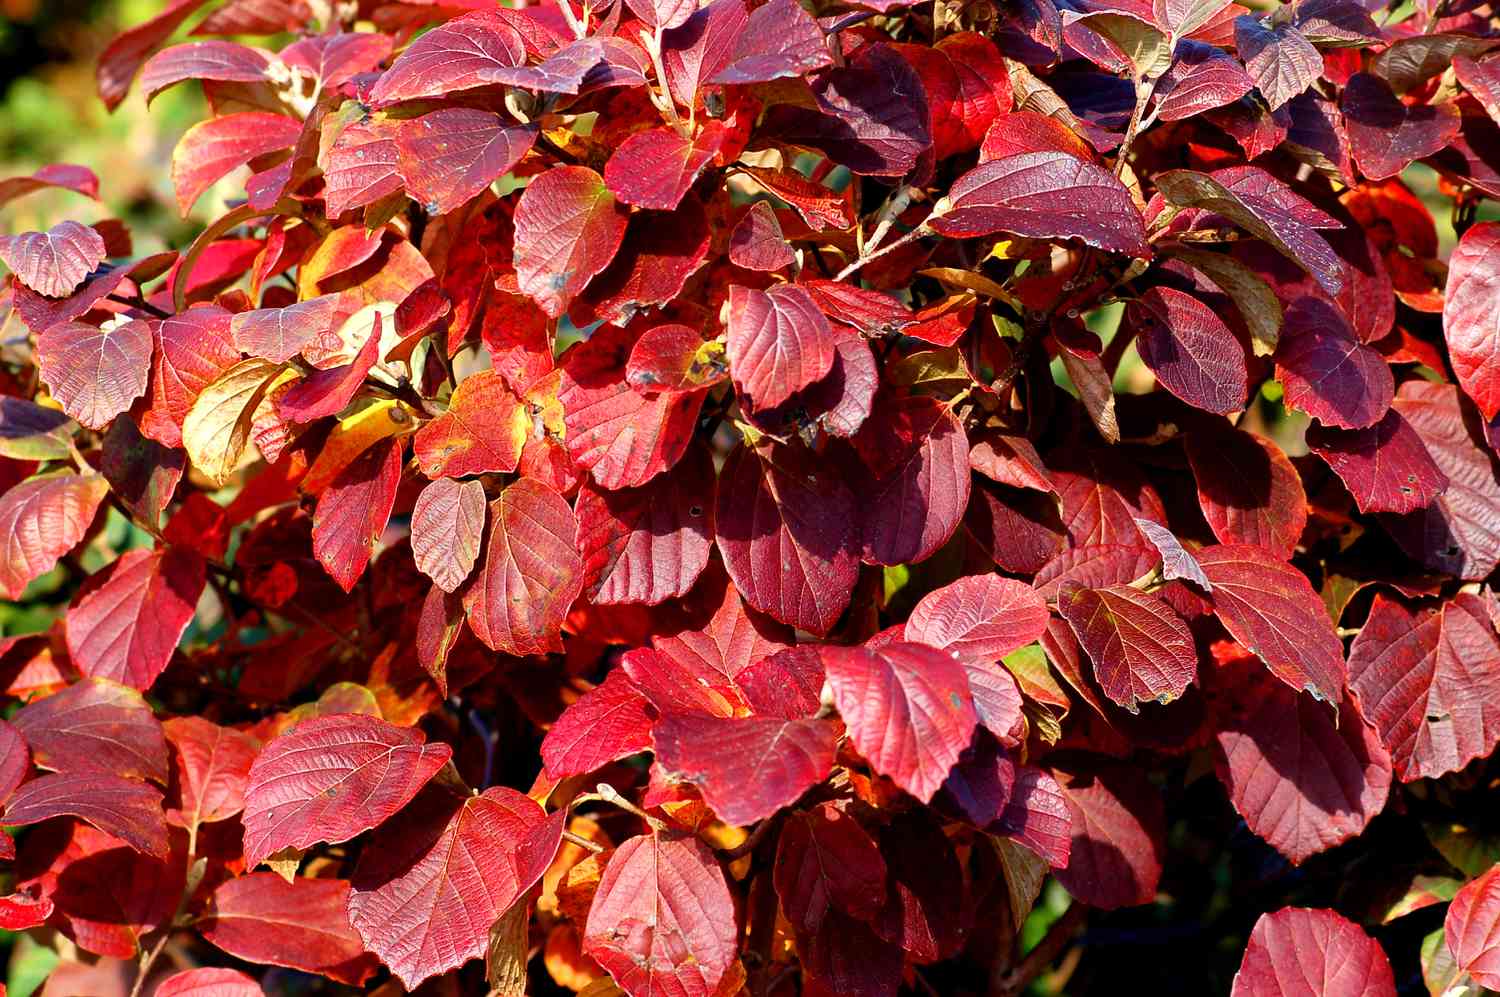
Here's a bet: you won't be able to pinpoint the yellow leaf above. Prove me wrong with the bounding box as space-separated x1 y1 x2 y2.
301 398 418 494
182 358 285 487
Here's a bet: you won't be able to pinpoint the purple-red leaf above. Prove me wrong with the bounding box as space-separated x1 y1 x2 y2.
905 574 1049 664
36 319 152 430
514 165 629 319
2 772 167 858
156 968 264 997
575 442 714 606
0 221 106 298
714 441 858 636
1446 863 1500 990
411 478 486 594
140 40 273 102
240 713 453 869
1153 40 1253 121
1214 668 1391 864
1275 296 1393 430
1234 16 1320 110
1306 409 1448 514
708 0 830 85
1128 285 1248 415
1185 427 1307 559
1058 583 1197 710
366 11 527 105
821 641 977 802
348 785 564 989
1052 760 1166 910
1197 543 1346 703
775 803 886 933
462 477 584 656
584 832 738 997
653 713 838 826
396 109 537 216
0 473 109 599
1343 73 1461 181
726 283 836 410
934 152 1150 256
12 677 168 783
1231 907 1397 996
729 201 795 272
65 546 206 691
1347 592 1500 782
1444 221 1500 421
163 715 257 832
854 393 971 566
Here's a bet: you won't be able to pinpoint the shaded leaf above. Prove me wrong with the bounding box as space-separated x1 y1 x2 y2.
1275 296 1393 430
199 874 377 986
3 772 167 858
12 677 168 782
1306 409 1448 514
1127 285 1248 415
311 436 403 592
775 803 886 933
65 546 206 691
1185 427 1307 559
1058 583 1197 709
1052 760 1165 910
854 393 971 566
654 714 838 825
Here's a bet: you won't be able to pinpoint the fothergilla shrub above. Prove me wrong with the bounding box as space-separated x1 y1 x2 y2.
2 0 1500 993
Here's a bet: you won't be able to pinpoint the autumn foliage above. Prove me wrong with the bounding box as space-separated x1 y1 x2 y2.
4 0 1500 993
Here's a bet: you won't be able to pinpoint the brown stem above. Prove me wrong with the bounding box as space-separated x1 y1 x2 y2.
990 902 1088 997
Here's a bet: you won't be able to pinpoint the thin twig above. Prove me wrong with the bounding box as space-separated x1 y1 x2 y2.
990 903 1088 997
834 223 933 282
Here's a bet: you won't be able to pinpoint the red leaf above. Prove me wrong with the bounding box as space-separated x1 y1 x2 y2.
142 306 240 448
662 0 748 105
199 874 377 986
1456 54 1500 124
654 714 838 826
708 0 830 85
653 577 794 682
576 441 715 605
322 118 402 219
774 803 887 933
980 112 1095 161
968 432 1055 492
854 393 971 565
1444 221 1500 421
728 202 795 272
1347 592 1500 781
572 198 713 328
1051 760 1166 909
100 417 184 530
897 32 1012 160
348 785 564 988
821 642 977 802
1185 427 1307 559
726 283 836 410
65 546 206 691
1214 669 1391 864
1057 583 1198 709
0 718 28 806
279 31 392 88
1231 907 1397 996
240 712 453 868
396 109 537 216
558 323 704 489
0 163 99 209
905 574 1049 664
1383 381 1500 580
1034 544 1162 601
1305 409 1448 514
162 715 257 831
156 968 264 997
410 477 486 594
0 890 55 932
413 369 526 478
1197 543 1346 703
626 324 729 394
366 11 527 105
3 772 167 858
0 472 109 599
276 312 383 423
933 152 1150 256
624 646 746 719
140 40 274 102
1127 285 1248 414
1446 863 1500 990
604 123 725 211
541 668 654 779
514 165 629 318
714 442 858 636
1342 73 1461 181
748 324 878 439
1275 296 1393 429
462 477 584 655
0 220 106 298
36 319 152 430
12 677 168 783
1050 448 1168 548
96 0 216 110
584 832 738 997
312 436 404 592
